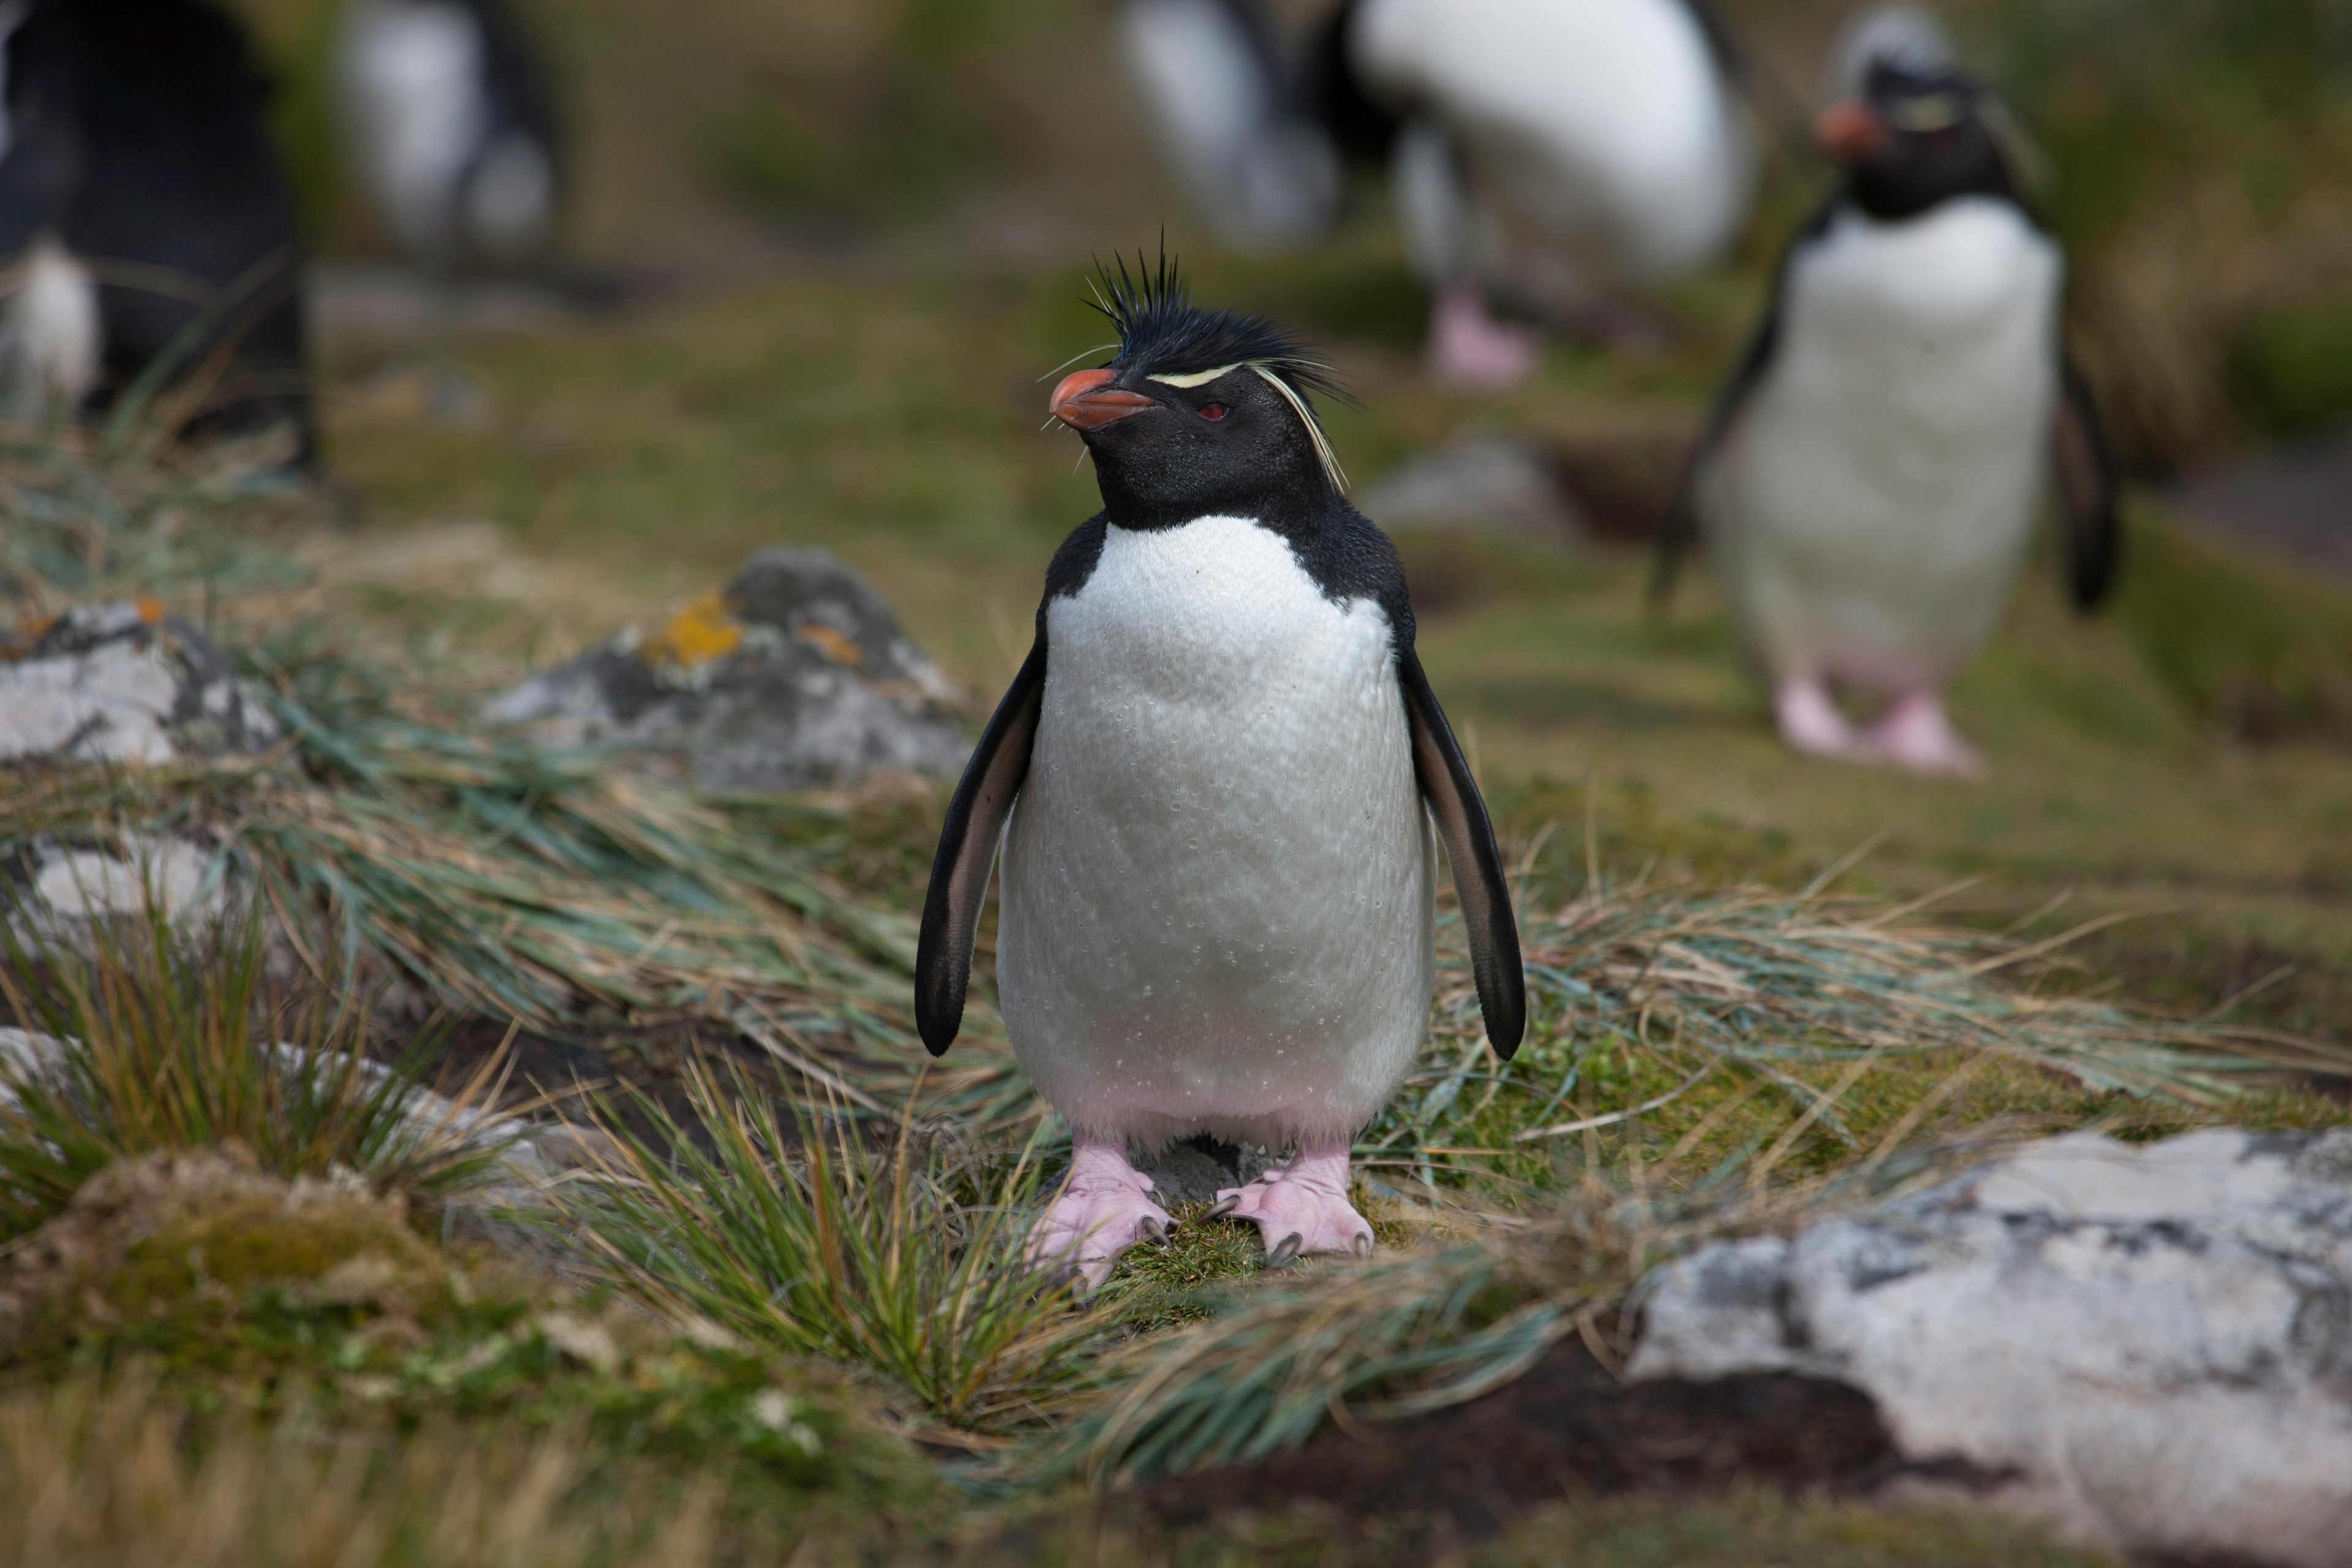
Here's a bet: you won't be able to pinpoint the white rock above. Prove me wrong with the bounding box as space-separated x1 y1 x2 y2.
0 601 280 766
1630 1128 2352 1566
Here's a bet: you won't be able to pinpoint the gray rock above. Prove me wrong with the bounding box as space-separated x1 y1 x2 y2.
1359 434 1586 544
1629 1128 2352 1566
481 549 968 790
2 834 230 931
0 600 279 766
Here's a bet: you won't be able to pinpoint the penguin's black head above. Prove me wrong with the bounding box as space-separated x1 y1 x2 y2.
1819 60 2024 222
1049 254 1346 530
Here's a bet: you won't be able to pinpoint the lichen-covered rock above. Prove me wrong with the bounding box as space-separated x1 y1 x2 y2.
0 599 279 766
480 548 968 791
1629 1128 2352 1567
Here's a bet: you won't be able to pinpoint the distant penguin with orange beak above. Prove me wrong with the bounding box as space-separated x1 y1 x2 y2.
1659 6 2119 775
916 257 1524 1288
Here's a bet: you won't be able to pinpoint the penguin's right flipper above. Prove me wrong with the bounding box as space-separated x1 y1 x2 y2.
1652 203 1831 608
915 638 1047 1057
2052 350 2121 611
1398 649 1525 1061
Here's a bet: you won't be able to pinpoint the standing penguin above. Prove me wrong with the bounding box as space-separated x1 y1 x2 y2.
0 0 312 456
1115 0 1757 386
918 259 1525 1286
337 0 561 270
1659 8 2117 775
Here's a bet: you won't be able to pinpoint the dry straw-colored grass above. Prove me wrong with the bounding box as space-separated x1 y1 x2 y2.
0 1377 725 1568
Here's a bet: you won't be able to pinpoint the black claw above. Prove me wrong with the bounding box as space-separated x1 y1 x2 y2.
1265 1233 1304 1267
1203 1195 1240 1221
1351 1234 1374 1259
1140 1216 1169 1245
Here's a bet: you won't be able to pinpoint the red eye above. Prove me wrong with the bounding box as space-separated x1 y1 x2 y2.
1197 402 1227 421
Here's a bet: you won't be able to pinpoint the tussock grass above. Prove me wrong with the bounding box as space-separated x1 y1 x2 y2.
0 633 925 1041
0 905 508 1241
564 1064 1107 1436
1373 867 2349 1197
0 416 312 617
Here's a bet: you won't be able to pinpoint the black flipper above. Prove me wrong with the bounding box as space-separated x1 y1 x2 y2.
914 638 1047 1057
2053 350 2121 611
1398 649 1525 1061
1652 201 1835 608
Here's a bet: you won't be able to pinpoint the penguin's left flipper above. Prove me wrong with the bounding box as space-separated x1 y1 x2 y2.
2052 351 2121 611
1399 649 1526 1061
915 637 1046 1057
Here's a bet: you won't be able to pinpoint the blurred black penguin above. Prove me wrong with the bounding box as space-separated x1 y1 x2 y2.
337 0 560 270
0 0 313 458
1659 7 2117 775
1118 0 1756 385
917 258 1524 1287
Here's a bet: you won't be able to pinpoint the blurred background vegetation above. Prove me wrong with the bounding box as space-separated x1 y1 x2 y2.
200 0 2352 1036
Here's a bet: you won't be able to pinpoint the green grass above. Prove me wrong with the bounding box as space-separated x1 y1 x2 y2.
564 1064 1109 1435
0 906 508 1241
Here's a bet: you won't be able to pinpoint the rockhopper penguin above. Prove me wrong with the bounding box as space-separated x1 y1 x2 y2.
1659 7 2117 775
0 0 313 456
918 258 1525 1287
1115 0 1758 386
337 0 562 270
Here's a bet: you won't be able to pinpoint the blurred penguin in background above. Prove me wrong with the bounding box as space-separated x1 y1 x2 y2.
1117 0 1758 387
0 0 314 460
1657 6 2118 776
338 0 561 271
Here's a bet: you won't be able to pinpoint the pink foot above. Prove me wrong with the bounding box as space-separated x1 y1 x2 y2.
1207 1143 1374 1265
1027 1137 1172 1291
1774 678 1861 760
1428 283 1542 390
1865 692 1983 777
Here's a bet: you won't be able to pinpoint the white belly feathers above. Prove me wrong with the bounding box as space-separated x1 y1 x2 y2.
998 514 1434 1152
1353 0 1752 281
1698 198 2062 692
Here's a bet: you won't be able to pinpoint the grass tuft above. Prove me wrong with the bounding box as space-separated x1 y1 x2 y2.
563 1061 1108 1435
0 902 509 1242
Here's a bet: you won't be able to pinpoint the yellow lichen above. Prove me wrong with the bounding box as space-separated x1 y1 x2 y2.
638 592 744 673
796 624 862 665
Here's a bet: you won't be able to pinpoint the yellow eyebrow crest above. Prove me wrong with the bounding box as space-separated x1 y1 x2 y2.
1145 363 1245 388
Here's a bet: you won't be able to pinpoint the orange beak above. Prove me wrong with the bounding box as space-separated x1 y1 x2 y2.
1816 100 1893 161
1050 368 1157 431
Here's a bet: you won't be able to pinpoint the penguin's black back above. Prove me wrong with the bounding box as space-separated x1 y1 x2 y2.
1 0 311 453
466 0 561 163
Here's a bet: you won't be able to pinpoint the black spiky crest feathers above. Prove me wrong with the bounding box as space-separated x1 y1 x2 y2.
1083 251 1351 489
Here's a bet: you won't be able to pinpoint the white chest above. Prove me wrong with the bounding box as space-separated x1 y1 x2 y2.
995 516 1435 1149
1699 200 2064 685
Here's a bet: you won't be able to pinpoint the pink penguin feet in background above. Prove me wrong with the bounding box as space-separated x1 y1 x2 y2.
1208 1142 1374 1265
1865 690 1984 777
1427 282 1542 391
1026 1137 1172 1292
1774 678 1863 760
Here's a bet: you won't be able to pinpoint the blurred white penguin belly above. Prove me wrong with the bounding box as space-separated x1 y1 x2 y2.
998 514 1435 1152
1353 0 1752 281
1700 199 2061 692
